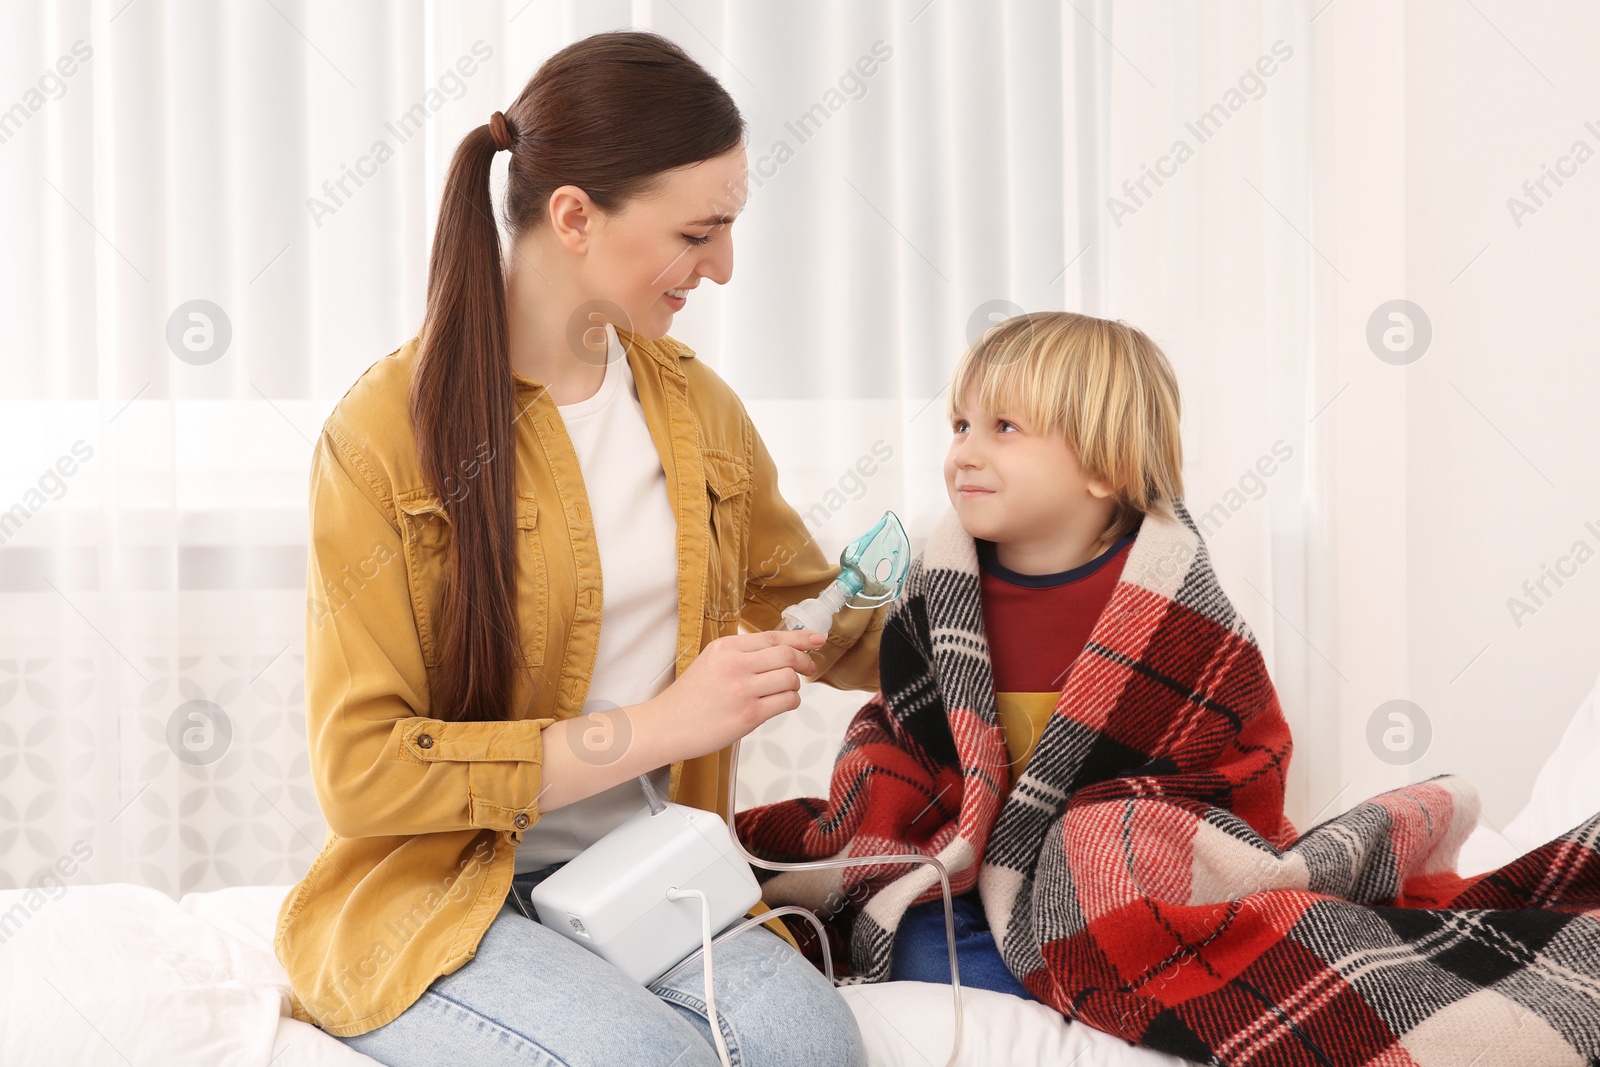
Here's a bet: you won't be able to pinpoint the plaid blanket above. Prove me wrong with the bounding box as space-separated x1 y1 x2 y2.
735 501 1600 1065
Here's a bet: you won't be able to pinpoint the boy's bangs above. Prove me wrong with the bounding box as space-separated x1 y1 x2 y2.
948 338 1062 436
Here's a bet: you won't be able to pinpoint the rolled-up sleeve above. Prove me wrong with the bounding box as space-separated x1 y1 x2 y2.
305 427 554 840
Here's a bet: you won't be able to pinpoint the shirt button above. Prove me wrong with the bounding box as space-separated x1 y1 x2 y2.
513 813 530 829
416 733 434 750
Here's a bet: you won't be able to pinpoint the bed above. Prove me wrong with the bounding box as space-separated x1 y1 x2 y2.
5 668 1596 1066
0 875 1196 1066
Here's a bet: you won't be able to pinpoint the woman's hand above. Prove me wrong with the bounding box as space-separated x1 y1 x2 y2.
645 629 827 760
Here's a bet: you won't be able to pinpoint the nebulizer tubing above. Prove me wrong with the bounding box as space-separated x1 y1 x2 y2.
663 886 734 1066
645 511 965 1067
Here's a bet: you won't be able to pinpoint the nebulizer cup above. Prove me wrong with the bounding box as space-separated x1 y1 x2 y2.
649 510 966 1067
777 511 914 632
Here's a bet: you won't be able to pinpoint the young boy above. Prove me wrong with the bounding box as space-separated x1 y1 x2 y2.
940 310 1182 785
741 309 1191 999
737 310 1600 1064
888 311 1184 998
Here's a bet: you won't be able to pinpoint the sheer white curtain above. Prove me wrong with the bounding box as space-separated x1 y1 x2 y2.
728 3 1339 832
0 0 1334 895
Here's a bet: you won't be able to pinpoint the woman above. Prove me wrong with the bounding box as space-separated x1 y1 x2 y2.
274 30 885 1067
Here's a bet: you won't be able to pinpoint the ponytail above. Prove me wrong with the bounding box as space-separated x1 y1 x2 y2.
410 119 521 723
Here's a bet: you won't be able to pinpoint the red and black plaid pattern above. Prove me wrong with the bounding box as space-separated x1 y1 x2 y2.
735 501 1600 1065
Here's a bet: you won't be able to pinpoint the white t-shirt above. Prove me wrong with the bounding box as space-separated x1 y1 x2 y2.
514 323 680 874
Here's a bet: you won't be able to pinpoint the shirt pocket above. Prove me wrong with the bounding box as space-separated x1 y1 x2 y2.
702 448 752 623
397 488 549 672
395 489 452 668
514 490 548 670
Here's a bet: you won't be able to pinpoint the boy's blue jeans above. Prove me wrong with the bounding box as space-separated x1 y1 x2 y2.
336 861 868 1066
888 888 1039 1002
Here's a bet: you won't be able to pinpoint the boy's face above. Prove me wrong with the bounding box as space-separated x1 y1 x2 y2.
944 389 1114 546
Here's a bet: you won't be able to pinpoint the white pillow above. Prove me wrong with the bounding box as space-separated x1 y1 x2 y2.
1458 667 1600 874
839 980 1192 1067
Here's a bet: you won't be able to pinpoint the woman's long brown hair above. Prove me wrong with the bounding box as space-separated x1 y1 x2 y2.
412 31 744 721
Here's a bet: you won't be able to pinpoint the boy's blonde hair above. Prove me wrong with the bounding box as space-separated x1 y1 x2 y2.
946 311 1184 552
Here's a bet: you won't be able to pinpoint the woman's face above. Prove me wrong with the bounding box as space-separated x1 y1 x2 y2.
579 146 748 340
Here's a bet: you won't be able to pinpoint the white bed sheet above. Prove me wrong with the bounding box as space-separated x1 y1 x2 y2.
0 877 1177 1066
840 980 1190 1067
0 881 371 1067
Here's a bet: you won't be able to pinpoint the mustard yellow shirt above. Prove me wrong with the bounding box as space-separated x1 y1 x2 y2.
274 330 886 1037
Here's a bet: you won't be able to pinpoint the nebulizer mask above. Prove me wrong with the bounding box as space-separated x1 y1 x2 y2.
524 511 965 1067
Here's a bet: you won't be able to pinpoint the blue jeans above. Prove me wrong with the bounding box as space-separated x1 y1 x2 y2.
888 889 1038 1002
337 862 867 1066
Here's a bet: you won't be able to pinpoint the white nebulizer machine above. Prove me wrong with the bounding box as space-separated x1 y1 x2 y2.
525 511 966 1067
